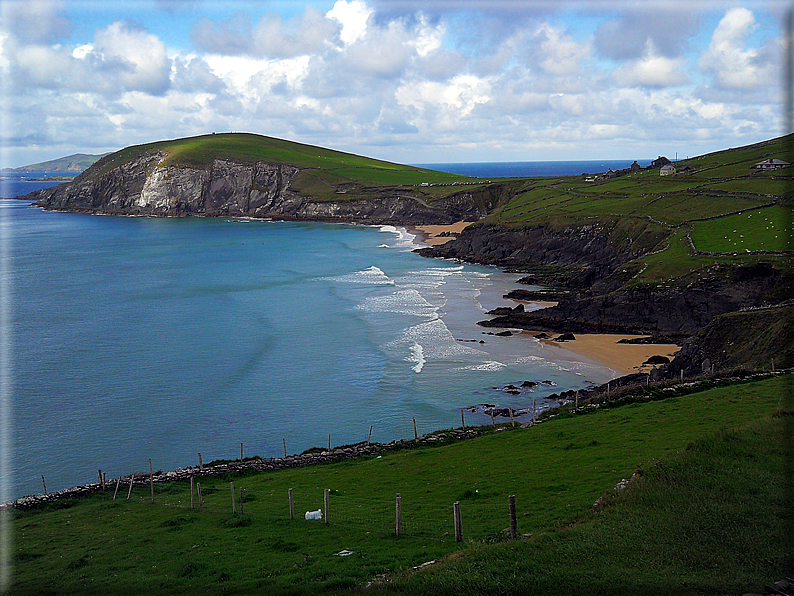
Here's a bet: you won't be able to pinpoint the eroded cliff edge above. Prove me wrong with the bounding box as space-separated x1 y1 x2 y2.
31 151 497 225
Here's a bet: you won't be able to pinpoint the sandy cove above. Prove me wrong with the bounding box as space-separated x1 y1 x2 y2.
412 221 680 375
528 332 680 376
412 221 475 246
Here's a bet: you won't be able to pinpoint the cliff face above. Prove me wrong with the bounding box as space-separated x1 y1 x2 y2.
423 224 788 343
33 152 487 224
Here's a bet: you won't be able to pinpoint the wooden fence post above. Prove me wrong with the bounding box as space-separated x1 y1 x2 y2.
324 489 330 526
240 442 244 462
41 475 47 495
395 493 402 537
198 452 203 471
197 483 203 512
230 482 236 514
289 488 294 520
283 438 287 458
239 488 244 514
190 477 194 509
127 473 134 500
509 495 517 540
489 409 495 427
453 502 463 543
113 477 120 501
98 469 103 488
509 407 515 427
461 409 465 429
328 433 331 452
413 418 418 440
575 390 579 408
533 400 537 424
149 459 154 504
367 425 373 446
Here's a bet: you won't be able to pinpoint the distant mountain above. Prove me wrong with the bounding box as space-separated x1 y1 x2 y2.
3 153 110 173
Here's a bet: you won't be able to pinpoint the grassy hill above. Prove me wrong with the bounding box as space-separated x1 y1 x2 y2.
84 133 480 202
8 374 790 595
3 153 108 173
478 135 793 286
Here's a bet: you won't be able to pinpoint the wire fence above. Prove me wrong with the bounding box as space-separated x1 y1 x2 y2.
117 478 524 543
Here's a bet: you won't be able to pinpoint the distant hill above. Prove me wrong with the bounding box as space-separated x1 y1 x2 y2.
3 153 110 173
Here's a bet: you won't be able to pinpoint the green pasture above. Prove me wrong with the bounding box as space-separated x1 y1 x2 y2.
8 375 787 595
691 205 794 252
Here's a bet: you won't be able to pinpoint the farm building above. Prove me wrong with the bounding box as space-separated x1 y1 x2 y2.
754 158 790 171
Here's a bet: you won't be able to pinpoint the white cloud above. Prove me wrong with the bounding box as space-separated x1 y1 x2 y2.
326 0 373 46
614 40 688 88
92 22 171 95
699 7 764 90
253 8 340 58
534 23 590 76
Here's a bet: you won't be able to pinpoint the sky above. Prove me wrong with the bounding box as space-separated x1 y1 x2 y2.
0 0 789 168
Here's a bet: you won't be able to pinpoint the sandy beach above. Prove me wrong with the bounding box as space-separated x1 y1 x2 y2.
411 222 679 376
527 331 680 376
413 221 475 245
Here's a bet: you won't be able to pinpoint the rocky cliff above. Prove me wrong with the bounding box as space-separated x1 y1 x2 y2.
32 152 491 225
421 223 791 369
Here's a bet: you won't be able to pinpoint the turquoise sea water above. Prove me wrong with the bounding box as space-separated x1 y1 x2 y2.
3 201 616 499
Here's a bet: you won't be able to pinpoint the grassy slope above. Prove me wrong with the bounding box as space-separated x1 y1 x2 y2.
9 375 789 595
483 135 793 285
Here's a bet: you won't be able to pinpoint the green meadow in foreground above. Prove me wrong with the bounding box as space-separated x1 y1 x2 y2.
7 375 790 595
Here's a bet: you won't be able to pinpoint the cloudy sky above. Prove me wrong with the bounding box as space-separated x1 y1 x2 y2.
0 0 788 167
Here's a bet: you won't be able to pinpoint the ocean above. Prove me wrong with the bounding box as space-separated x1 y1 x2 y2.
413 160 653 178
3 166 619 499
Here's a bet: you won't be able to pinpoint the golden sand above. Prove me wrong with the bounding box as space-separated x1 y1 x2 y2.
526 331 680 375
413 221 475 246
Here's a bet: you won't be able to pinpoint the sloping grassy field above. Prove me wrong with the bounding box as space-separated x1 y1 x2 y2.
8 375 790 595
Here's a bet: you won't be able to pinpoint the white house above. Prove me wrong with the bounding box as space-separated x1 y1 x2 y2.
660 164 676 176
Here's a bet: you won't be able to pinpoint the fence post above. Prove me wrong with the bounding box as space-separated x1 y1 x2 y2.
453 502 463 543
197 483 203 512
509 408 515 427
489 409 495 427
149 459 154 504
461 409 465 429
289 488 294 520
533 400 537 424
283 438 287 458
41 475 47 495
127 473 134 500
367 425 373 446
328 433 331 452
413 418 418 440
240 442 244 462
230 481 236 514
190 477 194 509
509 495 517 540
395 493 402 537
324 489 330 526
113 477 120 501
575 390 579 408
240 488 244 514
198 452 203 471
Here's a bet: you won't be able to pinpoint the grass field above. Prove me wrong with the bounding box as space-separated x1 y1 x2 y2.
8 375 789 595
691 205 794 252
